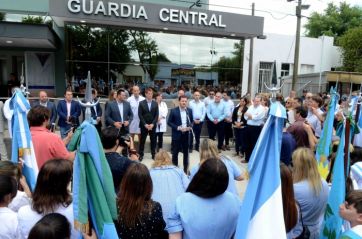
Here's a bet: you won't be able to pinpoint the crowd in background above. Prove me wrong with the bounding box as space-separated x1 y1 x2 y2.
1 83 362 239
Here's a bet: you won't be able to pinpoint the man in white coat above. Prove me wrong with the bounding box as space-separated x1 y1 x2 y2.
127 86 145 143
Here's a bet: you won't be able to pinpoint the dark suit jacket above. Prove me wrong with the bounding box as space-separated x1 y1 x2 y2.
138 100 159 131
167 107 193 140
32 100 57 124
81 98 102 122
105 100 133 129
57 100 81 127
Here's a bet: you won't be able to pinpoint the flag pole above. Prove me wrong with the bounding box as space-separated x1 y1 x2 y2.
344 118 350 181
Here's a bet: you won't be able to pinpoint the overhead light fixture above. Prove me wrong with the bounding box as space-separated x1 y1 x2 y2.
80 20 86 23
230 33 236 37
5 40 13 44
163 27 168 31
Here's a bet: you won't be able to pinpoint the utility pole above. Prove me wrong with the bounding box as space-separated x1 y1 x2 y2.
247 3 255 95
291 0 302 90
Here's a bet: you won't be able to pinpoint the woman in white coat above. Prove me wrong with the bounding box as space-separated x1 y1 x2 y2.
155 92 168 151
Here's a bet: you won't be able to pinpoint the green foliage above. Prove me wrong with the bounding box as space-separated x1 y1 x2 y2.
304 2 362 42
338 27 362 72
128 30 160 81
0 12 5 21
65 25 131 80
212 40 244 84
21 15 44 24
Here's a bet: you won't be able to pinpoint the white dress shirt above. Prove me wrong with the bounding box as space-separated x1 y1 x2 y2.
189 100 206 121
66 101 71 117
117 101 124 122
180 107 187 128
244 105 266 126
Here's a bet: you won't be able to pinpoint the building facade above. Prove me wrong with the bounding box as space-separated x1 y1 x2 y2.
0 0 264 97
242 34 342 96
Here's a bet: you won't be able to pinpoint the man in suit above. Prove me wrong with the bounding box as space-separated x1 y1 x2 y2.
168 95 193 174
138 88 159 161
32 91 57 129
105 88 133 135
82 89 102 134
57 89 82 139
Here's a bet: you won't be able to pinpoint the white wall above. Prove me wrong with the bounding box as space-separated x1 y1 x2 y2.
242 33 342 96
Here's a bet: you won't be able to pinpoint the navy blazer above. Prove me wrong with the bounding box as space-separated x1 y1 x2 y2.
81 98 102 121
105 100 133 129
32 100 57 124
138 100 159 129
57 100 81 127
167 107 193 140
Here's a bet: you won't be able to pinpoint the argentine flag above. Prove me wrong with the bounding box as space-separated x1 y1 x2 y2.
10 89 38 191
235 101 287 239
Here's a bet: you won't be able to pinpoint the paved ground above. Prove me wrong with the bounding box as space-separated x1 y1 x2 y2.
3 130 249 199
137 136 249 200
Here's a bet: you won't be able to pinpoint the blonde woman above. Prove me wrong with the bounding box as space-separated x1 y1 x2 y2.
190 139 244 196
292 147 329 239
150 150 189 224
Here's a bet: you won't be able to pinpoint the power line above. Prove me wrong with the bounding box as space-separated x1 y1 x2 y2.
168 0 301 20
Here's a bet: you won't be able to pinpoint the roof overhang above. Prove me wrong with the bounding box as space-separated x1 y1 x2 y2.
326 71 362 84
50 0 264 40
0 22 59 50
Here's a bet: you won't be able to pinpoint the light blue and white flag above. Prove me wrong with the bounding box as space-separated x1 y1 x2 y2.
235 101 287 239
349 95 358 114
320 123 346 239
10 89 38 191
316 86 338 179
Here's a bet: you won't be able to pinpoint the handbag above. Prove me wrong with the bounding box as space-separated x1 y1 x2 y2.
296 202 311 239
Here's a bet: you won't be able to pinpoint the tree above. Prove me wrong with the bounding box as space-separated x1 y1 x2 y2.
65 25 131 83
0 13 5 21
304 2 362 43
212 40 244 84
22 16 44 24
128 30 160 81
338 27 362 72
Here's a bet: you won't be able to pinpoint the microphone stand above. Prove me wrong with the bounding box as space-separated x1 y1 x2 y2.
185 108 194 174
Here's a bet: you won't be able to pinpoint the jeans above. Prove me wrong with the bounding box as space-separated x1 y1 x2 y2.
234 127 246 154
60 125 72 139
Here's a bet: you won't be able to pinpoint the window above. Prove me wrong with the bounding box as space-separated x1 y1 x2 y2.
65 24 243 95
258 62 273 93
300 64 314 74
281 63 290 77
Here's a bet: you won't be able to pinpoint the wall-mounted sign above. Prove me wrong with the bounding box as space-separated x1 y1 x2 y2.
50 0 264 39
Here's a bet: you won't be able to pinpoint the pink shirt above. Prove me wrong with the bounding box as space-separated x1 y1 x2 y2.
30 127 71 169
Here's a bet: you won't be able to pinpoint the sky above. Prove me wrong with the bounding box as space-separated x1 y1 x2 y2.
209 0 362 36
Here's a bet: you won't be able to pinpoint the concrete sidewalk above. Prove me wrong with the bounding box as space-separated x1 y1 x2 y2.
2 131 248 199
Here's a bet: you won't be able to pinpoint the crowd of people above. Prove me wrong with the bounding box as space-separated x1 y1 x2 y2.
1 84 362 239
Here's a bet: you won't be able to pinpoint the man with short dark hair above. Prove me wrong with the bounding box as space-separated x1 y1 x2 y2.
101 127 134 191
29 105 75 168
188 90 206 152
287 106 317 149
105 88 133 135
57 89 81 139
168 95 193 173
138 88 159 161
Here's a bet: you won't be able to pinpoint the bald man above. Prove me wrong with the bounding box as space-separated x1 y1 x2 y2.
32 91 57 126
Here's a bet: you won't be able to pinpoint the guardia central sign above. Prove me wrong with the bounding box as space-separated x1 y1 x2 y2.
67 0 227 28
50 0 264 39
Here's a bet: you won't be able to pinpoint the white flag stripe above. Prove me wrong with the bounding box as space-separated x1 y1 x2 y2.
16 95 28 112
17 111 28 148
246 185 287 239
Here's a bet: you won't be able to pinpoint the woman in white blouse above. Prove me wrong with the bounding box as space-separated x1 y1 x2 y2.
155 92 168 151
